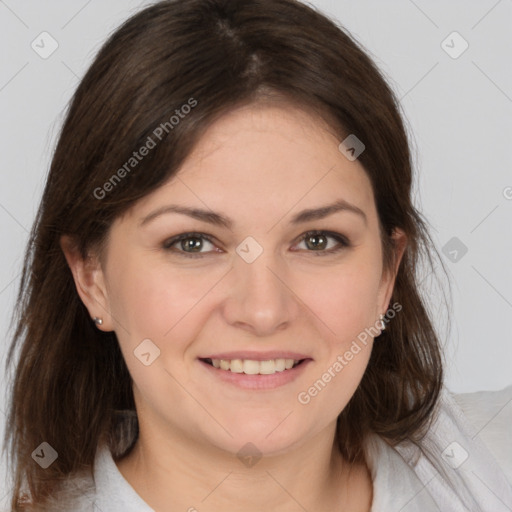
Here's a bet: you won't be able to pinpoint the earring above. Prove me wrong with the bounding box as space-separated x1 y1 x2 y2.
93 317 103 326
379 314 386 331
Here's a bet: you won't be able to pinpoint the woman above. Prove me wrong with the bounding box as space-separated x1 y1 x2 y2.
3 0 511 510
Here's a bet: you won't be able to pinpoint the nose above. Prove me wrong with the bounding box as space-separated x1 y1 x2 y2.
221 249 300 337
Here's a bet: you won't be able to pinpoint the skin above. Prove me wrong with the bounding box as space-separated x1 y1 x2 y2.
62 101 406 511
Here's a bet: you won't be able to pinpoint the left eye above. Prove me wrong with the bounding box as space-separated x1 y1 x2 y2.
294 231 349 255
162 230 349 258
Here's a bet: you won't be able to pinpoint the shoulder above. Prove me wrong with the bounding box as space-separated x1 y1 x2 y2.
384 384 512 510
10 471 97 512
364 386 512 511
448 384 512 483
11 412 139 512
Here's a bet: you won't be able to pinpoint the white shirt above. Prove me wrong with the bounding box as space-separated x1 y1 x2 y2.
20 385 512 511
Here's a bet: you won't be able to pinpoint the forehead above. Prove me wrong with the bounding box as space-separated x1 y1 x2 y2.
130 102 377 226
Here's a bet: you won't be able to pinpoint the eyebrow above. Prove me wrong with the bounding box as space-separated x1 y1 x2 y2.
139 199 367 228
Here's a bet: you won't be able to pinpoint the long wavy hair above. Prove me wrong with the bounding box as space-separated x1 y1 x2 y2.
3 0 448 509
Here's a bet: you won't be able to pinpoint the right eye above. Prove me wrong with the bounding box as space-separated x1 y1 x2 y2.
162 232 219 258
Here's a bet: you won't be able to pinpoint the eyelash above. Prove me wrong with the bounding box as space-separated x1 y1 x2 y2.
162 230 350 259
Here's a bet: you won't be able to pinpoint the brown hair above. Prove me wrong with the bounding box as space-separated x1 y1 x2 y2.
3 0 447 508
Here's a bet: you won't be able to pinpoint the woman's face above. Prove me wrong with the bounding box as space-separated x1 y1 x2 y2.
89 102 403 456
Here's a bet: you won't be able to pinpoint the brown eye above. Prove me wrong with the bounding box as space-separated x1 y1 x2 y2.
305 233 328 250
180 236 203 252
296 230 349 256
163 233 217 258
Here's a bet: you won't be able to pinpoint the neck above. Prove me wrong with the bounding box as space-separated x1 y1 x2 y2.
116 415 372 511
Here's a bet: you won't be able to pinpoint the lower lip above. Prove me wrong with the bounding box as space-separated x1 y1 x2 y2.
199 359 312 390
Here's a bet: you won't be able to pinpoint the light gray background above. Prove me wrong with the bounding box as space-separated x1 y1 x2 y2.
1 0 511 504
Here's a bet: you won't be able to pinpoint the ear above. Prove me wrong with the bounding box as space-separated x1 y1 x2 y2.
377 227 407 317
60 235 114 331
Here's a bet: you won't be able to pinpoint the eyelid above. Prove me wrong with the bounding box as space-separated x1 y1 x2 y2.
292 230 350 256
162 230 350 258
162 232 219 252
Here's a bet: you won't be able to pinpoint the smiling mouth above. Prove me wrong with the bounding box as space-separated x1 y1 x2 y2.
200 358 306 375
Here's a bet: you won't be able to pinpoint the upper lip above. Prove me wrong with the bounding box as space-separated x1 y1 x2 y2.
199 351 312 361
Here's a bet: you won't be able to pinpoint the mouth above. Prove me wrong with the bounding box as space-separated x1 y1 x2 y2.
199 357 307 375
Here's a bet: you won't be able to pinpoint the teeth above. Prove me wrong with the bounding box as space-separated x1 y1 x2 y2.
230 359 243 373
259 360 276 375
209 358 301 375
243 359 261 375
274 359 286 372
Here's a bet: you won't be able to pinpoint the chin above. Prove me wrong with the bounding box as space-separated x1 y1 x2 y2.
207 417 307 458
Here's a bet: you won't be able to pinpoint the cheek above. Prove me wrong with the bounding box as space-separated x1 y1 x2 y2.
107 255 224 346
108 263 172 334
106 259 206 388
295 260 380 418
300 257 383 340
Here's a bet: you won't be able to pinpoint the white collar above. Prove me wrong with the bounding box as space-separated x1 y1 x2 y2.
93 444 154 511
